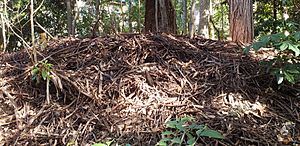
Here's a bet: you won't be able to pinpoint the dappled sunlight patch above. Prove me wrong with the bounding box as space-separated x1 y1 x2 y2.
212 93 267 118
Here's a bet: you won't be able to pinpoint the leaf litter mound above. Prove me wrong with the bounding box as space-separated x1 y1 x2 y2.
0 33 300 145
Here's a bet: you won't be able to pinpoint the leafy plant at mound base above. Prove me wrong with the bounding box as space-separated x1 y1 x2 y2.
244 31 300 85
32 60 53 83
157 116 224 146
31 60 53 104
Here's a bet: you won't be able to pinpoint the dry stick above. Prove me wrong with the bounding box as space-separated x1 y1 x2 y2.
1 9 6 51
30 0 37 63
35 20 54 39
56 72 93 99
0 88 21 129
46 77 50 104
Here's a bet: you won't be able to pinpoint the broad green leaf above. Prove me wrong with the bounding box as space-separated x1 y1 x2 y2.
160 138 171 142
199 129 224 139
176 123 186 131
243 46 251 54
284 72 295 83
252 41 266 51
32 68 39 75
287 68 300 74
288 44 300 56
279 41 289 51
125 144 131 146
171 137 181 144
180 116 194 123
162 131 173 135
270 33 286 42
292 31 300 41
189 123 205 130
156 140 167 146
260 35 271 43
166 121 177 128
186 132 194 139
42 71 48 80
187 137 196 145
105 140 114 146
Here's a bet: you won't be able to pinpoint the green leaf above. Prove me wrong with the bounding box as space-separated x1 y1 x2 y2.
284 71 295 84
186 132 194 139
288 44 300 56
243 46 251 54
32 68 39 75
187 137 196 145
162 131 173 135
42 71 48 80
199 129 224 139
189 123 205 130
156 140 167 146
160 138 171 142
252 41 265 51
279 41 289 51
176 123 186 131
180 116 194 123
171 137 181 144
292 31 300 41
270 33 286 42
125 144 131 146
287 68 300 74
166 121 177 129
105 140 114 146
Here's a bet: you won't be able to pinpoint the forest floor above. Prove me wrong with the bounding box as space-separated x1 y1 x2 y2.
0 33 299 145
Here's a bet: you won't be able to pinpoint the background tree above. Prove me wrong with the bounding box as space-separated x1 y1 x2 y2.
229 0 253 44
188 0 196 38
198 0 210 38
144 0 176 33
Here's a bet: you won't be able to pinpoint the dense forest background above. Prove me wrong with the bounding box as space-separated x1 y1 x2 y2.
1 0 300 51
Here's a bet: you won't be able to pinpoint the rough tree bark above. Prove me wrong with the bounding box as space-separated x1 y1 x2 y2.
144 0 176 33
182 0 187 34
198 0 210 38
229 0 253 44
128 0 133 32
66 0 74 36
188 0 196 38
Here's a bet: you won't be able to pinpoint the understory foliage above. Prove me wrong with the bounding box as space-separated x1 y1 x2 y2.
31 60 53 83
245 28 300 84
157 116 224 146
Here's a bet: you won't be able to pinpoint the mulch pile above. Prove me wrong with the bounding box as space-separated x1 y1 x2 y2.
0 33 299 145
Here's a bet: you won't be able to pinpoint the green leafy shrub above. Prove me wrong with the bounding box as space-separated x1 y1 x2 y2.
157 116 224 146
245 30 300 84
32 60 53 83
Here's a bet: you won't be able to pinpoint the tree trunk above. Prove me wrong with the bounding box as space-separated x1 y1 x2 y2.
0 0 7 51
128 0 133 32
137 0 141 33
66 0 73 36
30 0 37 63
229 0 253 44
189 0 196 38
144 0 176 33
182 0 187 34
198 0 209 38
